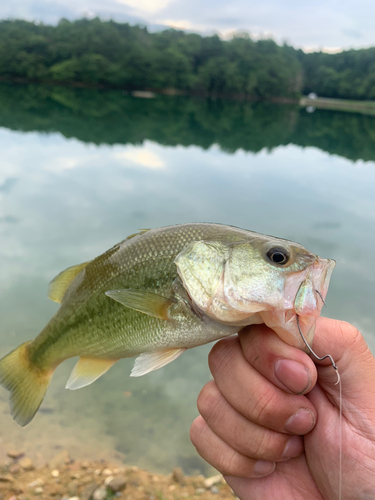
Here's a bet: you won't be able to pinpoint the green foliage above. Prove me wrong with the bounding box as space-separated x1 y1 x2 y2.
0 19 302 99
298 47 375 100
0 83 374 163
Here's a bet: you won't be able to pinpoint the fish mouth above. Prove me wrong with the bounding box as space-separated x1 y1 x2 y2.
261 257 336 350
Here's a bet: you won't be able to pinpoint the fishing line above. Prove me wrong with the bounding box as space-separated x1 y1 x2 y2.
296 314 342 500
315 289 326 307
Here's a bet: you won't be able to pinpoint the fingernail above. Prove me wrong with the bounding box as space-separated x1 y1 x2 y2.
275 359 311 394
253 460 276 477
282 436 304 458
284 409 316 434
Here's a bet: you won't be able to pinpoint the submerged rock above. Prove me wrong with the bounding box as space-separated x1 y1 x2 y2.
106 476 126 492
19 457 34 471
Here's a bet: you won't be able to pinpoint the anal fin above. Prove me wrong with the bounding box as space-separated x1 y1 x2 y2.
130 348 186 377
66 357 117 390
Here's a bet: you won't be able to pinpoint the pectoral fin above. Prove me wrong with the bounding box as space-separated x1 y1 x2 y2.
49 261 90 303
105 289 174 320
131 348 186 377
66 357 117 390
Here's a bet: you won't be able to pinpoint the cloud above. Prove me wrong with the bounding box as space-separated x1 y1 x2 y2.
0 0 375 50
114 146 166 170
116 0 175 14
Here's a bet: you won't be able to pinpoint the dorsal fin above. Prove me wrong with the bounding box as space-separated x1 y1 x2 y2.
125 229 150 240
48 261 90 303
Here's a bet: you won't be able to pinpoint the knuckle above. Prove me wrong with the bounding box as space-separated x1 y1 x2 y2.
216 447 238 475
190 417 205 447
251 431 272 458
247 387 277 424
197 381 221 420
208 336 240 377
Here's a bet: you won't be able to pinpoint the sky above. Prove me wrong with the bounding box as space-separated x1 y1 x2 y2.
0 0 374 52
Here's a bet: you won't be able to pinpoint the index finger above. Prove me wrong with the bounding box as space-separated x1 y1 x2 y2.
238 324 318 395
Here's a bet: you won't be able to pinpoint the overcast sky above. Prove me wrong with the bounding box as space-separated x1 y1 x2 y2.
1 0 374 52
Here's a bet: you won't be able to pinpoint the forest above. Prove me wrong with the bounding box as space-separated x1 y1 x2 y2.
0 18 374 100
0 83 373 162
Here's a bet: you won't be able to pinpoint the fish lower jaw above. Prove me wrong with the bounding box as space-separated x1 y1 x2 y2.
260 310 316 351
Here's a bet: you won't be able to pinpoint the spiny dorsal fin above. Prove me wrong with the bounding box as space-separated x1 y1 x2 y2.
130 348 186 377
125 229 150 240
48 261 90 303
105 289 174 320
66 357 117 390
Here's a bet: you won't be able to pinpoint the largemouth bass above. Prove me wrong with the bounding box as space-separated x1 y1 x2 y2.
0 223 335 426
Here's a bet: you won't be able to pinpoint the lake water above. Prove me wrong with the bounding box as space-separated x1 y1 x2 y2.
0 84 374 475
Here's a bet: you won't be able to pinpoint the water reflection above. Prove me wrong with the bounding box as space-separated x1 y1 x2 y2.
0 84 374 474
0 83 375 162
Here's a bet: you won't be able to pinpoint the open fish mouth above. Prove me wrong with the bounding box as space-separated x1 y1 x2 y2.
261 257 336 350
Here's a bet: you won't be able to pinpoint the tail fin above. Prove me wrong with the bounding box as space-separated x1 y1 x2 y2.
0 342 53 426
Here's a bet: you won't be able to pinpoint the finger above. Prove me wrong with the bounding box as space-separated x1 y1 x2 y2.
190 415 276 479
224 456 322 499
311 318 375 403
238 324 318 395
197 380 304 462
208 336 316 434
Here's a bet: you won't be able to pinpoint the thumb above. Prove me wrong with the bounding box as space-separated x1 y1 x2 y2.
308 317 375 412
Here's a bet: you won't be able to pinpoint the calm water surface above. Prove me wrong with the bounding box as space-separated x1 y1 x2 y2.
0 84 374 474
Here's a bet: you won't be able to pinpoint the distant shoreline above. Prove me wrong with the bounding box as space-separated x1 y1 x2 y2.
299 96 375 115
1 78 375 115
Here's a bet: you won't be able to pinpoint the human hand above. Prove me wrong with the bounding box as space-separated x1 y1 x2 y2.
190 318 375 499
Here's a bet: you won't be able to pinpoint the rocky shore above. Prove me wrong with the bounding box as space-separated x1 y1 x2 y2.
0 451 235 500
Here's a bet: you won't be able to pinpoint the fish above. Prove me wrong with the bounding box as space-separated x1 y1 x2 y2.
0 223 335 427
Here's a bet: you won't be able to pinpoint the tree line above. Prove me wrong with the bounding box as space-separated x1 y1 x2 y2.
0 83 374 162
0 18 374 100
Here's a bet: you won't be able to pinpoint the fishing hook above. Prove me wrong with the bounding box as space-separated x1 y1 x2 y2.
296 315 340 385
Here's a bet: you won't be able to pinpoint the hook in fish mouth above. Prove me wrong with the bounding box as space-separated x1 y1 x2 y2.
296 314 340 385
315 289 326 307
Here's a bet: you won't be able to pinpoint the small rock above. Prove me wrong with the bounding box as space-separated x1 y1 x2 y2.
68 497 80 500
168 485 176 491
49 485 62 496
93 487 107 500
0 475 14 482
49 451 70 469
196 488 205 494
6 451 23 460
94 470 102 476
210 486 220 494
34 487 44 494
19 457 34 471
171 467 185 485
9 464 19 475
28 479 45 488
80 483 98 500
102 468 112 476
66 481 78 497
81 462 90 470
51 469 60 478
203 474 222 488
103 476 114 486
106 476 126 492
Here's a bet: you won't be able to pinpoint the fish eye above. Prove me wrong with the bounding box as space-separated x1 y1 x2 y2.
266 247 290 265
